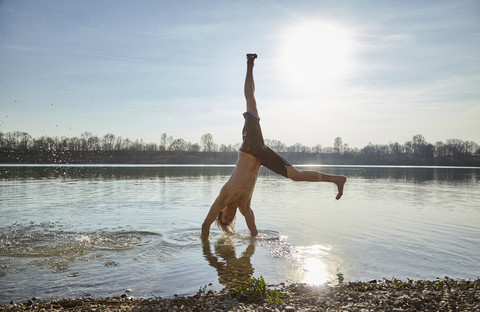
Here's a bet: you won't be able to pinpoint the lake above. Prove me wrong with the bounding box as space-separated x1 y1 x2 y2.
1 164 479 304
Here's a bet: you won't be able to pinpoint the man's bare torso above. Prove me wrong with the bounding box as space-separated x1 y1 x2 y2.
220 151 261 210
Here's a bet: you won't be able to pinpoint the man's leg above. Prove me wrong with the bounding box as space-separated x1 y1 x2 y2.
259 146 347 200
243 53 346 200
245 54 258 115
286 166 347 200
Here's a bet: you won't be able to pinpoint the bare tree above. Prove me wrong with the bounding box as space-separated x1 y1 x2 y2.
201 133 216 152
169 138 187 151
334 137 343 154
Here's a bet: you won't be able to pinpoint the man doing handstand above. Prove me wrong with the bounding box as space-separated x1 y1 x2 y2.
201 54 346 240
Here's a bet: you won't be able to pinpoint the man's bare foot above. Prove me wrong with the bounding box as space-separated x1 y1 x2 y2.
247 53 257 65
335 176 347 200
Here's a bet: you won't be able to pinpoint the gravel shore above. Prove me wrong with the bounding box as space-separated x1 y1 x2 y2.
2 278 479 312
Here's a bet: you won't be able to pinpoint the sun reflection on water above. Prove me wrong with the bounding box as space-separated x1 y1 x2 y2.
297 244 332 285
264 235 336 285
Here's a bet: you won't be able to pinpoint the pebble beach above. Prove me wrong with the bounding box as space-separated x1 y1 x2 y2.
2 278 479 312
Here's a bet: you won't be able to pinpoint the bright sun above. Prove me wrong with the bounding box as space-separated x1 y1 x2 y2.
279 21 354 89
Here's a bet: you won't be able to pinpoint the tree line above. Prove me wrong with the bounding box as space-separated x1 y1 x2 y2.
1 131 479 166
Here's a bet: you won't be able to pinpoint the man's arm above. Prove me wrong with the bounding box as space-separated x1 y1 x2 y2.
240 198 258 237
201 196 225 240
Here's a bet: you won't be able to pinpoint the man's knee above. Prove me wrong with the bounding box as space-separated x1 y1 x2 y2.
246 100 258 115
286 166 303 181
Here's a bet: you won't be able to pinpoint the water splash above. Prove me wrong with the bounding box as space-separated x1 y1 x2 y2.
0 222 162 273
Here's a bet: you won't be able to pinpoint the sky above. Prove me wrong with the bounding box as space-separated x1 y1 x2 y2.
1 0 479 148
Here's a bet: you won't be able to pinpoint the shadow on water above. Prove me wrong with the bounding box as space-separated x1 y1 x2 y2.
202 237 256 289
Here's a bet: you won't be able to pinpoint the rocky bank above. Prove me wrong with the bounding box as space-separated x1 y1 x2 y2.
2 278 479 312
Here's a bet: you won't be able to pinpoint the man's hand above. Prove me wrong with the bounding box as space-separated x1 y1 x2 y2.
201 223 210 240
239 202 258 237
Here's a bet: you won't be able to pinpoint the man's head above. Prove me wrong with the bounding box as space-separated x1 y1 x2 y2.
216 204 237 234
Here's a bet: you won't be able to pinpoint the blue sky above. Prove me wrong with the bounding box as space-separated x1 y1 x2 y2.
1 0 479 148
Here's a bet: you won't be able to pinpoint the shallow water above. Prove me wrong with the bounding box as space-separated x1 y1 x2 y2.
1 165 479 304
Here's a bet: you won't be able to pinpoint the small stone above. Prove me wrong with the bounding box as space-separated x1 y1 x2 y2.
284 305 295 312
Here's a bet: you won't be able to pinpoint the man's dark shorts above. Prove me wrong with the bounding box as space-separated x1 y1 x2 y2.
239 111 291 178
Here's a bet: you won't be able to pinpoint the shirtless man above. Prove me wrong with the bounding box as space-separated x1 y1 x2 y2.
201 54 346 240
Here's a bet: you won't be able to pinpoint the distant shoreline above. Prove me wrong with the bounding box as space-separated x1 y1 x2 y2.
2 132 479 166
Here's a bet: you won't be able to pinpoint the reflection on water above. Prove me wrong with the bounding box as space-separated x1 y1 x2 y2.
202 237 255 289
262 234 336 286
201 234 336 288
300 165 480 183
0 165 235 181
2 164 479 183
296 244 332 285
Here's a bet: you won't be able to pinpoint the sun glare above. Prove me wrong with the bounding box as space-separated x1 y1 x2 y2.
302 257 329 285
298 244 332 285
279 21 354 89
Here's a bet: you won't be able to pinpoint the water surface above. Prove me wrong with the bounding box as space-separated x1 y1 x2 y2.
1 165 479 304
